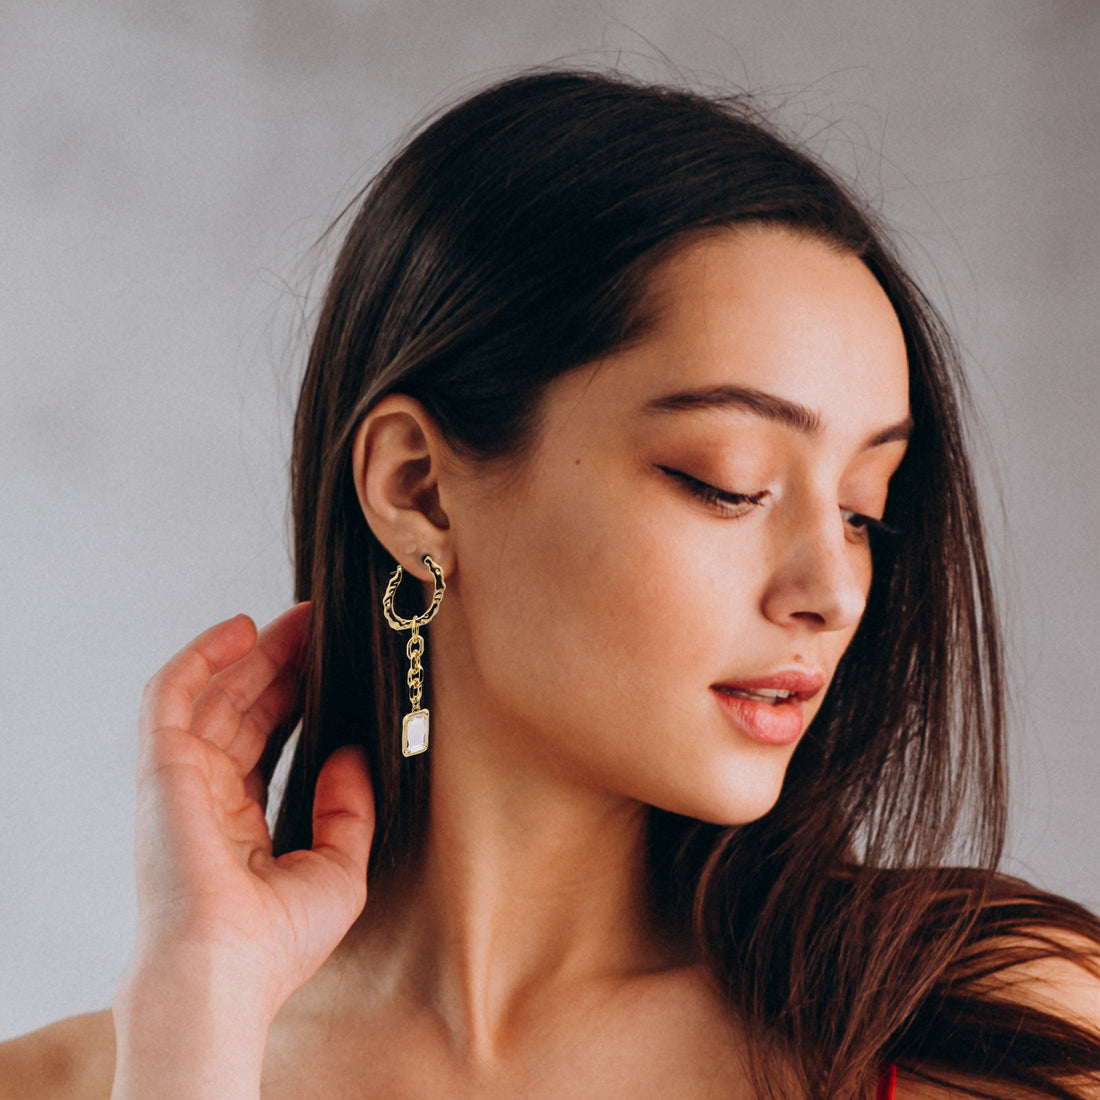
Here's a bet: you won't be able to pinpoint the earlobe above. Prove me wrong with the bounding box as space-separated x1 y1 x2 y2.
351 394 455 578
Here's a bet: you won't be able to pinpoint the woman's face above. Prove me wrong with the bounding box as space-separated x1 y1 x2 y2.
438 227 911 824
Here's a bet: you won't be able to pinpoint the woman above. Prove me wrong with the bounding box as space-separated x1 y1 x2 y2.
3 70 1099 1099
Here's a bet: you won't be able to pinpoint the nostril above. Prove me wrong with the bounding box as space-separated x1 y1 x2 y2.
792 609 828 626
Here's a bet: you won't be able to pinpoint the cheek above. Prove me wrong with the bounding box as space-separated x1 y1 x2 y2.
506 480 669 661
495 481 765 717
458 476 615 684
460 467 720 744
524 479 723 655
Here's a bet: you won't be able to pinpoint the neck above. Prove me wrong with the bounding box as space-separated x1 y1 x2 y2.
342 717 687 1063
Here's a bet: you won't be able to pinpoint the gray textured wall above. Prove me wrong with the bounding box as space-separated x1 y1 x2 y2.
2 1 1097 1040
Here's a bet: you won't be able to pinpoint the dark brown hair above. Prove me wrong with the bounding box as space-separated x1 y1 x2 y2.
267 70 1100 1097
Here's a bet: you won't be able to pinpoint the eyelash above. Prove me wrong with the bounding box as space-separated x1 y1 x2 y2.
659 467 898 541
659 466 768 514
840 509 898 542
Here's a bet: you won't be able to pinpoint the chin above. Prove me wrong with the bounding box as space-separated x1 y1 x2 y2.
650 770 788 827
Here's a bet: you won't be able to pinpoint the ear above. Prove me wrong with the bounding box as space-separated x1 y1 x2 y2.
351 394 456 581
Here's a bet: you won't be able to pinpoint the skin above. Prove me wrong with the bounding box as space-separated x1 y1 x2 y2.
6 228 1093 1098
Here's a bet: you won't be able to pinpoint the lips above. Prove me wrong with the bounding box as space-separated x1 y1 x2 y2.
711 669 825 746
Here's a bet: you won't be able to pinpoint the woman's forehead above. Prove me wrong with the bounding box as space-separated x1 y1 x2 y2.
545 228 910 443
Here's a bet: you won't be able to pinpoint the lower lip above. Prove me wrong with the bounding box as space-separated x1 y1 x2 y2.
711 688 805 745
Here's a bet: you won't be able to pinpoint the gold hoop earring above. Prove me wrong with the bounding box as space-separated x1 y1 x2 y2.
382 554 446 757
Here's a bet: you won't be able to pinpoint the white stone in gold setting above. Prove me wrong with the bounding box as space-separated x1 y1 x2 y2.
402 710 429 756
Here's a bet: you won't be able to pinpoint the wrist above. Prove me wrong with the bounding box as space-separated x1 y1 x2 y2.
111 951 274 1100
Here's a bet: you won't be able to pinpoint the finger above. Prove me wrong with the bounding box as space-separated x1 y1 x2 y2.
216 620 310 774
138 606 309 794
253 747 373 978
243 764 268 810
210 670 299 791
140 613 259 742
206 606 311 769
310 745 375 884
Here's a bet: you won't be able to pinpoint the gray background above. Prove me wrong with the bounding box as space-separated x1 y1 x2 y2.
1 1 1097 1041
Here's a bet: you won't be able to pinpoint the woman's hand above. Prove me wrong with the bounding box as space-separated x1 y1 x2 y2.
111 605 374 1098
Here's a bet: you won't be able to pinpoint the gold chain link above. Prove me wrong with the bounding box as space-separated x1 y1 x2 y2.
406 624 425 710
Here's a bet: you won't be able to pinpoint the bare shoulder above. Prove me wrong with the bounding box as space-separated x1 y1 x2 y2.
984 928 1100 1030
896 1066 1100 1100
0 1010 115 1100
896 926 1100 1099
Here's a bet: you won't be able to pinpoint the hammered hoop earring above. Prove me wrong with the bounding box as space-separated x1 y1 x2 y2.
382 554 446 757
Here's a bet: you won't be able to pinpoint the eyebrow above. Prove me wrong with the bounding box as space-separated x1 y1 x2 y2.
641 384 913 449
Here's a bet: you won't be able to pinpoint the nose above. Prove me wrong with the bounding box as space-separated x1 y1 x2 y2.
759 504 869 633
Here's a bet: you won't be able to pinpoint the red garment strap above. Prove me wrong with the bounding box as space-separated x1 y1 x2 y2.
876 1064 897 1100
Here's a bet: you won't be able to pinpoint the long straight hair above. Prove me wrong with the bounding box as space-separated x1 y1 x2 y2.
268 70 1100 1097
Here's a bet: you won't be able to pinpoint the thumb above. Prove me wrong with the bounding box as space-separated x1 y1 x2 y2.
311 745 375 886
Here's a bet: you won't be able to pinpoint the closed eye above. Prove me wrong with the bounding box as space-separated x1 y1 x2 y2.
660 466 901 541
840 508 899 541
658 466 769 515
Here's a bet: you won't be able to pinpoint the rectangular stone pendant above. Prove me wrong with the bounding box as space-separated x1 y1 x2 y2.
401 709 429 757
